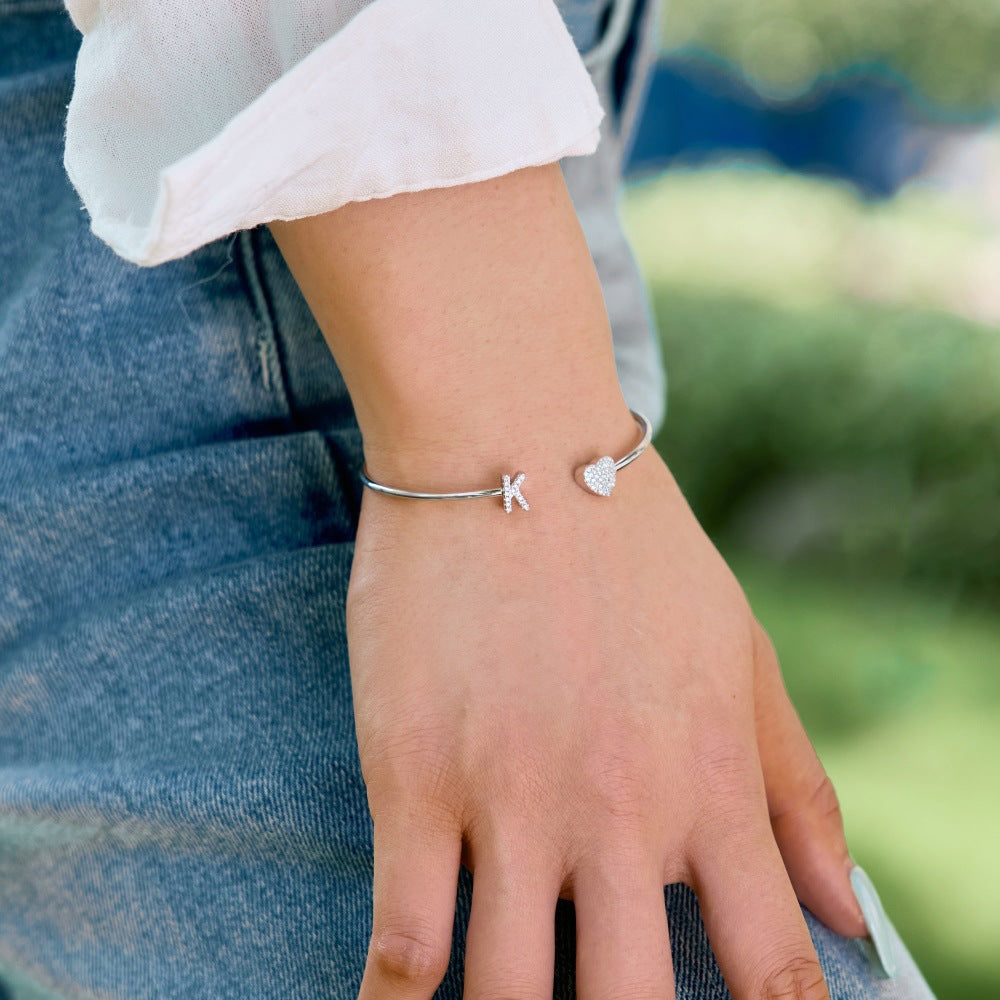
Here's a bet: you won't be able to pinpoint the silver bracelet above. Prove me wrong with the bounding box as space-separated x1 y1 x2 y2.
358 409 652 514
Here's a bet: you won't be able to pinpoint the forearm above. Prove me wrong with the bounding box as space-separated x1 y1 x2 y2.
267 162 637 500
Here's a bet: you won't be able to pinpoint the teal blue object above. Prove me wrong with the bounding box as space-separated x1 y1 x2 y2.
850 864 900 978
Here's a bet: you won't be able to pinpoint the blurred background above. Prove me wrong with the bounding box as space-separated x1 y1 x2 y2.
618 1 1000 997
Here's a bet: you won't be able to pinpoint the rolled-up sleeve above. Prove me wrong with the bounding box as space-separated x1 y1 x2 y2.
61 0 605 267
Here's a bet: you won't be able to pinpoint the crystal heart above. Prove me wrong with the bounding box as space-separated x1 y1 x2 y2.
582 455 616 496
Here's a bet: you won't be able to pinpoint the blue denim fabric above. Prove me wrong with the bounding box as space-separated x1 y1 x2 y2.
1 2 935 998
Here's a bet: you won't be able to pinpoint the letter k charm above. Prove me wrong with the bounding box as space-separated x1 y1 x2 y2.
502 472 529 513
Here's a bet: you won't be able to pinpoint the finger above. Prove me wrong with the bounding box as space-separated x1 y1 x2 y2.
359 805 461 1000
573 848 675 1000
462 837 559 1000
692 801 830 1000
752 620 867 937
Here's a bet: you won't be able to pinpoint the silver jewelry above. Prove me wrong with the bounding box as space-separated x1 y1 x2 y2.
359 409 651 513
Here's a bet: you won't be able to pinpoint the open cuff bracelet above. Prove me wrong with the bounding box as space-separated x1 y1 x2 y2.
358 409 652 514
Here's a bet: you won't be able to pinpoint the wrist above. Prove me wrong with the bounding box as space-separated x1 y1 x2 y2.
358 388 643 510
268 161 644 501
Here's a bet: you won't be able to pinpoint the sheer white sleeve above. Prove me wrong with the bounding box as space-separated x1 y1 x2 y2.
62 0 605 267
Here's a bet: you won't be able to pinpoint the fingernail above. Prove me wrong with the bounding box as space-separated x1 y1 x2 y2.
849 864 898 979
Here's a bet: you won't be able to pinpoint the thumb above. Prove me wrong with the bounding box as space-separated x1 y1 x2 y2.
751 619 868 939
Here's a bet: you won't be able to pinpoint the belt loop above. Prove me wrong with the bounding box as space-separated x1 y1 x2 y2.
581 0 638 70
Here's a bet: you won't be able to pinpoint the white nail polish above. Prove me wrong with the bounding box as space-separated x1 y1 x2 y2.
849 864 898 979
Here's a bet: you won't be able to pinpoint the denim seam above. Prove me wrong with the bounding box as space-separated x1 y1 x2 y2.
233 229 360 519
233 227 295 422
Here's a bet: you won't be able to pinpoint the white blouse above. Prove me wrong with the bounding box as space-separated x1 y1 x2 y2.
61 0 607 268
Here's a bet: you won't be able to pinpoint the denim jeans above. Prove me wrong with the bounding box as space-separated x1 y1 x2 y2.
1 2 936 997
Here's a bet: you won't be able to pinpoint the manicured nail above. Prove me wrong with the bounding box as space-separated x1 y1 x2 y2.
849 864 898 979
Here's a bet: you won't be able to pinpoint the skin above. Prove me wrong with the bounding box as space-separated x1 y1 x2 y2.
268 161 867 999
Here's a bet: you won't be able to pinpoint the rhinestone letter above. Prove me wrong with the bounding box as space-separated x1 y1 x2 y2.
502 472 529 513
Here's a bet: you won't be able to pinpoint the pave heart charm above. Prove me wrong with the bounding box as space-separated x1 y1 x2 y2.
581 455 617 496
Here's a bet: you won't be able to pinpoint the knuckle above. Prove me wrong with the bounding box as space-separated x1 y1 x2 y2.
757 952 829 1000
362 730 462 814
583 742 654 825
811 772 844 820
697 735 760 807
369 924 451 986
772 770 843 829
688 736 766 853
482 741 554 815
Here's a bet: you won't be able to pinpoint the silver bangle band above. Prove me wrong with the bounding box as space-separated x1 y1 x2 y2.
359 409 652 514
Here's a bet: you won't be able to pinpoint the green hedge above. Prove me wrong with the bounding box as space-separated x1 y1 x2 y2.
650 288 1000 595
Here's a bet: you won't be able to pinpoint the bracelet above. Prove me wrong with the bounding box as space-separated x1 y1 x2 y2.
358 409 652 514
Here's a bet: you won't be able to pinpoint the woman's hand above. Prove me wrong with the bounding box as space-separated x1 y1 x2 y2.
268 160 867 997
346 441 866 1000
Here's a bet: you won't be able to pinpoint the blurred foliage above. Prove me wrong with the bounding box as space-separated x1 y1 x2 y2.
623 166 1000 599
650 288 1000 593
731 553 1000 1000
621 165 1000 997
659 0 1000 112
623 165 1000 320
